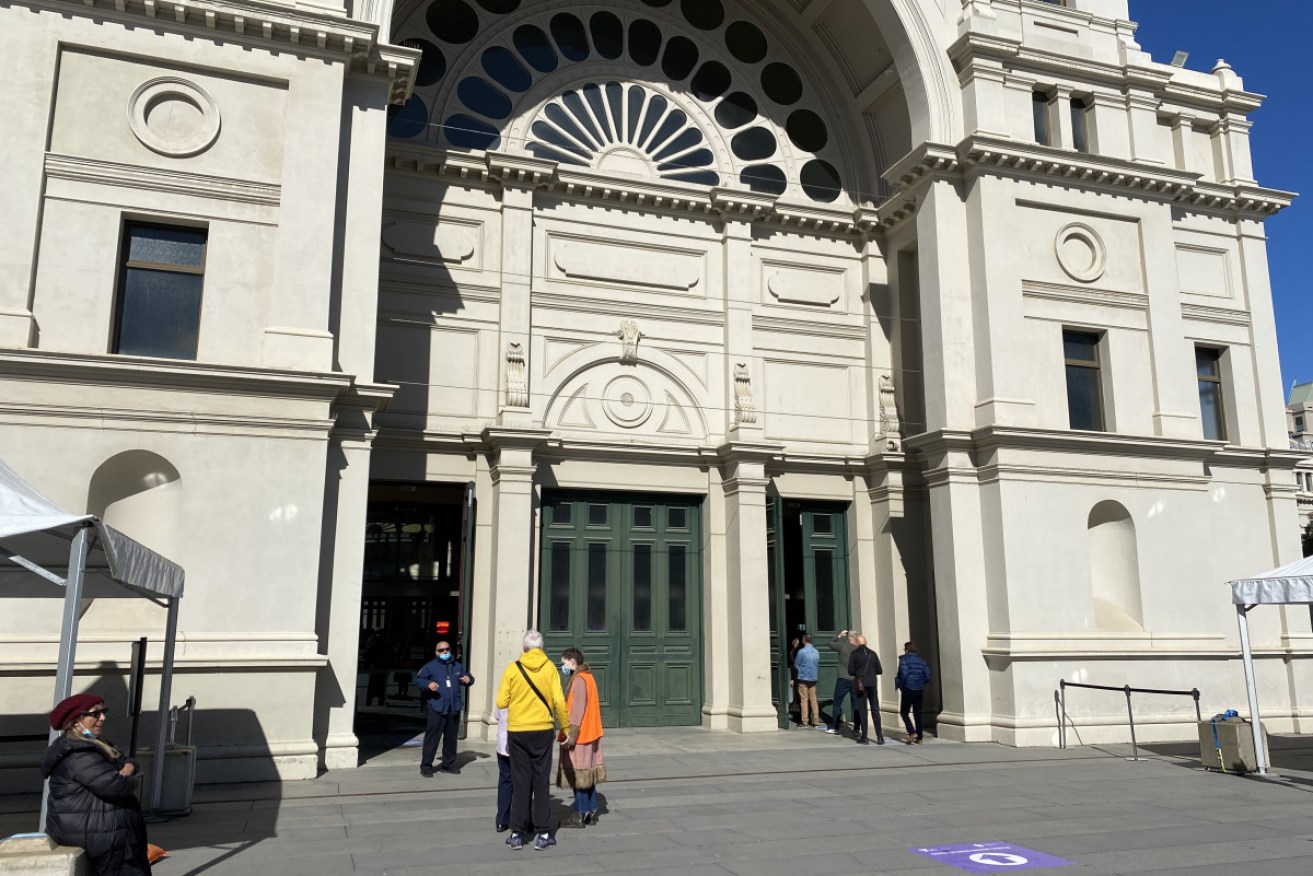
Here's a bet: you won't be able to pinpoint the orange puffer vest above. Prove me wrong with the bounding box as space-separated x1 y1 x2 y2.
568 670 604 745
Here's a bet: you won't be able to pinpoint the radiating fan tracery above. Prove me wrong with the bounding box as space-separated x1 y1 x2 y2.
390 0 847 204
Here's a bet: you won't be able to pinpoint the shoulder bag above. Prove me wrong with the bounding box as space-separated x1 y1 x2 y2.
515 660 554 720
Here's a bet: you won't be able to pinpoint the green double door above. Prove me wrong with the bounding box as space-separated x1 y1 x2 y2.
539 492 702 727
768 497 851 728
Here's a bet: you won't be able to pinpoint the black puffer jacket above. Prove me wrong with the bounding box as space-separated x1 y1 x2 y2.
41 735 151 875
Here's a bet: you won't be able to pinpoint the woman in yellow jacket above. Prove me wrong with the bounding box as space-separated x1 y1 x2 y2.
556 647 605 828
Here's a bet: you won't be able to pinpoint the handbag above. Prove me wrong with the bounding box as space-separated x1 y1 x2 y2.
853 651 873 695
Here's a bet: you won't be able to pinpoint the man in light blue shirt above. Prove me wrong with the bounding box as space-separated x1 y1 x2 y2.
794 634 821 728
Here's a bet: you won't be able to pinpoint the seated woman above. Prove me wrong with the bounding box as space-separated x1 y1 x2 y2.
42 693 152 875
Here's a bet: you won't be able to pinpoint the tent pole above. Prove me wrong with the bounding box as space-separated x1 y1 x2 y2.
39 525 91 832
1236 604 1268 775
151 596 180 813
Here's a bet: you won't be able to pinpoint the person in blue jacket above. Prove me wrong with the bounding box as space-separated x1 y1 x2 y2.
894 641 932 744
415 640 474 775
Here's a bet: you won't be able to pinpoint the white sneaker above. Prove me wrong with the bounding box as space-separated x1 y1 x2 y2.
825 727 838 735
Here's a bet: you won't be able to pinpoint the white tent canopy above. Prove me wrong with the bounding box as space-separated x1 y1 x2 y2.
0 457 185 816
1228 553 1313 776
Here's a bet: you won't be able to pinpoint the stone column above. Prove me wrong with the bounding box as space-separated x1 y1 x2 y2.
713 189 773 438
477 428 549 724
315 388 390 770
1140 201 1202 438
718 442 781 732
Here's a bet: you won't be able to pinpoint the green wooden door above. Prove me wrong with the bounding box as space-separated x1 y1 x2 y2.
768 497 850 727
540 493 702 727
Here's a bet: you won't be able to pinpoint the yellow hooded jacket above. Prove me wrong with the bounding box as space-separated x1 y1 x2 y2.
496 647 570 733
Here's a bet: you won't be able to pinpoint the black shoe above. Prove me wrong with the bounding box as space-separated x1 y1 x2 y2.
582 811 597 826
438 766 460 775
420 768 434 777
561 813 585 829
876 737 886 745
857 737 869 745
496 823 509 833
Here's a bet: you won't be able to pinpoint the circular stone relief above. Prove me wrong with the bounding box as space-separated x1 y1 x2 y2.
602 375 653 428
127 78 221 157
1054 222 1107 283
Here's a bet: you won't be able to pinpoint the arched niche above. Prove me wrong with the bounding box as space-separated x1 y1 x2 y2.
543 346 709 441
1087 500 1143 632
87 450 182 554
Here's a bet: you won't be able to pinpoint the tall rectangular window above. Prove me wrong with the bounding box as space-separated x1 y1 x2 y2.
1063 330 1105 431
1297 415 1306 434
1195 347 1227 441
1033 90 1051 145
1070 97 1089 153
114 222 206 360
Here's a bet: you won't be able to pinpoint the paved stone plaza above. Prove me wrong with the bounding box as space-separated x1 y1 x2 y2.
6 728 1313 876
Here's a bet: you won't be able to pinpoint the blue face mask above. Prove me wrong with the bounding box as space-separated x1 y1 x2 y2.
438 652 453 663
81 729 97 738
561 664 573 675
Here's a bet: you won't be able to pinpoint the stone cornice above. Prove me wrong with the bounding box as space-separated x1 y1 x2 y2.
0 349 351 399
971 425 1224 462
30 0 417 103
45 153 280 207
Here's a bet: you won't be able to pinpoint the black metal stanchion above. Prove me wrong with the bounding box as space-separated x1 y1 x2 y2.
1124 685 1142 761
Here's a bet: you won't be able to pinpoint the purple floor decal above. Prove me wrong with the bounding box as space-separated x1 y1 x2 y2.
909 841 1076 872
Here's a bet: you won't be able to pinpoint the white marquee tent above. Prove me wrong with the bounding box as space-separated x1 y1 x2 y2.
0 457 184 816
1229 553 1313 776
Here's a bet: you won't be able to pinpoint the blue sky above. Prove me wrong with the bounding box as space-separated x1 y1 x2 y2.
1130 1 1313 396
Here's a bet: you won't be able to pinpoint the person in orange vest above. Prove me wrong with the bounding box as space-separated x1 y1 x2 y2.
556 647 605 828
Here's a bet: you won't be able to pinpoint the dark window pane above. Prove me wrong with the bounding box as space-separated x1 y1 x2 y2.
1065 364 1104 431
587 543 607 632
481 45 531 92
401 38 447 87
475 0 519 12
589 11 623 60
668 544 687 631
1196 346 1221 378
457 76 512 120
427 0 479 44
690 61 731 101
551 13 590 62
812 513 832 535
588 504 607 526
815 549 835 631
800 159 841 203
659 149 714 173
513 24 558 73
725 20 767 63
1033 91 1049 145
634 506 653 528
665 168 719 185
633 544 652 631
761 62 803 105
786 109 828 152
715 91 757 129
661 35 699 80
551 502 573 526
1199 381 1226 441
1063 331 1099 363
628 19 662 66
127 225 205 267
116 268 202 359
637 93 668 145
650 107 688 150
562 89 606 145
741 164 786 195
731 126 776 161
443 113 500 149
1070 97 1088 152
668 507 687 529
653 128 704 161
766 540 778 631
681 0 723 29
387 95 430 139
549 542 571 632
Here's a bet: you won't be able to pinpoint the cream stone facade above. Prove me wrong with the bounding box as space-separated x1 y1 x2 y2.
1 0 1307 789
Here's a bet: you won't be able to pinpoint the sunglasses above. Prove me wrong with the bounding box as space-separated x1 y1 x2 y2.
82 709 107 719
436 648 451 654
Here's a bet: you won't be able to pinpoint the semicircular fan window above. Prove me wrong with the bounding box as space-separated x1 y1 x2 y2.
527 81 719 186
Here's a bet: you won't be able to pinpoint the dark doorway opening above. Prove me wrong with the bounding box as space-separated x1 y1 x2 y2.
768 497 851 729
354 481 474 758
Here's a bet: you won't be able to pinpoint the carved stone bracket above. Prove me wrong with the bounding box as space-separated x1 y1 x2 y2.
617 320 642 364
505 342 528 408
733 362 757 427
879 372 901 451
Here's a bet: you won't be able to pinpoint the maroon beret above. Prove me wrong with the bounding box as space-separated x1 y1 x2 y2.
49 694 104 731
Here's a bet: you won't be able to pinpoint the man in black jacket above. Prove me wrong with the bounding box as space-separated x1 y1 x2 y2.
415 640 474 776
847 635 885 745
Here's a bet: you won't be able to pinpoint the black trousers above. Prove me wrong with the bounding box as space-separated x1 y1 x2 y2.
900 688 925 738
496 754 513 827
421 710 459 770
854 684 883 740
509 729 555 835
